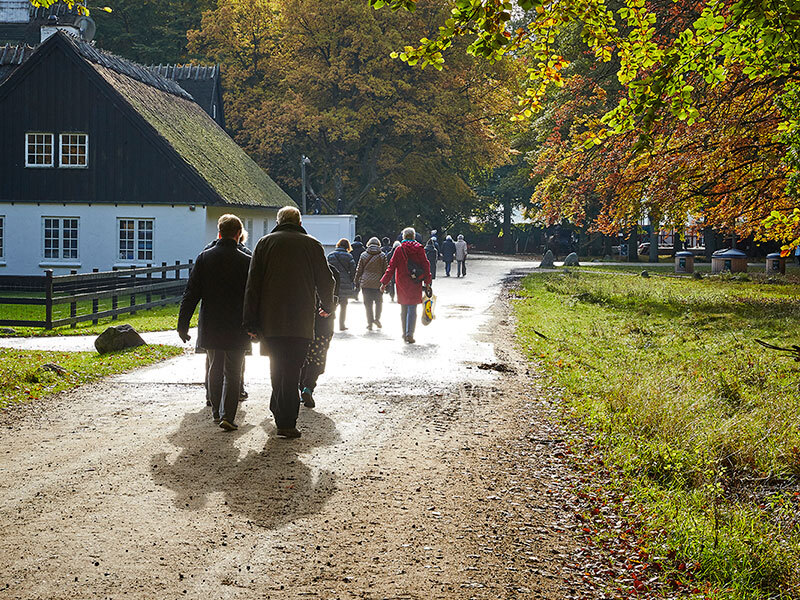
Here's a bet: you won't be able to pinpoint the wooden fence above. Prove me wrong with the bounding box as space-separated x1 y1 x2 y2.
0 261 192 330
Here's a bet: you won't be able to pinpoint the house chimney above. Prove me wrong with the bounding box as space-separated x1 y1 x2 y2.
0 0 30 23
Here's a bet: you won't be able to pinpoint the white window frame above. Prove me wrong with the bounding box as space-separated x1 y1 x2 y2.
118 218 154 262
41 217 80 261
25 133 54 168
59 133 89 168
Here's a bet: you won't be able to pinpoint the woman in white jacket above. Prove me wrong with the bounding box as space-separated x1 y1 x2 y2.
455 234 468 277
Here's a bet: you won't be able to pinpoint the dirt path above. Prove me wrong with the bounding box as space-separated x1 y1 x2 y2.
0 256 598 599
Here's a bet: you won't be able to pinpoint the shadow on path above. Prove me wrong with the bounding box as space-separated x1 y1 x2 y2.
150 408 340 529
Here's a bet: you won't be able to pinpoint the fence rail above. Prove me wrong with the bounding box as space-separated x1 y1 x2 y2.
0 261 192 330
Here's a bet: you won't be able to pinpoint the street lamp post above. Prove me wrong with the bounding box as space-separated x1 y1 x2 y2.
300 155 311 214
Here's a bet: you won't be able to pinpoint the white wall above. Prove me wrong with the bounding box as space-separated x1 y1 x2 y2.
302 214 356 254
0 203 207 276
204 206 278 253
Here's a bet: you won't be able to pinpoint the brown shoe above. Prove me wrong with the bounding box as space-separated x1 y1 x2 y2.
277 427 302 438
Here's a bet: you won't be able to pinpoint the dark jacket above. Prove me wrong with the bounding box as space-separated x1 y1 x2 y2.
177 238 251 351
350 241 366 266
380 244 393 257
327 247 357 297
425 242 438 279
316 266 341 337
243 223 335 343
441 238 456 261
204 238 252 256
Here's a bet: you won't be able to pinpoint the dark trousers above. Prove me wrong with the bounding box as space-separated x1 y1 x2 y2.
263 337 310 429
457 260 466 277
400 304 417 338
444 260 452 276
362 287 383 324
338 297 349 329
207 349 245 423
205 353 245 400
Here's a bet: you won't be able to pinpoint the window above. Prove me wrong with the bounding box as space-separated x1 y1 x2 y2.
245 218 254 249
118 219 153 261
0 216 4 259
263 219 269 237
59 133 88 168
43 217 79 260
25 133 54 167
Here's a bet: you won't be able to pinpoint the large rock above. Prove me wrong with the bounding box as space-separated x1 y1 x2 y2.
563 252 580 267
95 324 147 354
539 249 555 268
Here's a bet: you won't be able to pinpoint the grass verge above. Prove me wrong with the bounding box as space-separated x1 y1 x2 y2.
0 345 184 409
514 269 800 598
1 302 196 337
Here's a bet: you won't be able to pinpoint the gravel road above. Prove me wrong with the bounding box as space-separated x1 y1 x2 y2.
0 256 596 599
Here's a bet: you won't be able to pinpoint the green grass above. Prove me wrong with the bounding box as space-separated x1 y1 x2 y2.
0 345 184 408
0 297 196 337
514 269 800 598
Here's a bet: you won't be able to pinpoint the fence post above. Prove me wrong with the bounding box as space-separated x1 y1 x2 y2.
146 264 152 306
129 265 136 315
111 267 118 320
92 268 99 324
44 269 53 330
70 269 77 328
174 260 180 280
161 261 167 300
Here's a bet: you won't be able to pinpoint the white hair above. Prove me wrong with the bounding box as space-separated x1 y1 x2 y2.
277 206 301 225
402 227 416 240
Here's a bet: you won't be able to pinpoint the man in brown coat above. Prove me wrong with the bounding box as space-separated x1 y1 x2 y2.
243 206 335 438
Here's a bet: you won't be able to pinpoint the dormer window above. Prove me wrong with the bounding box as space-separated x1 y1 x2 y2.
59 133 88 168
25 133 54 167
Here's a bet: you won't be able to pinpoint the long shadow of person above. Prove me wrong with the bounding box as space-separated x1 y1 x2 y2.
150 408 340 529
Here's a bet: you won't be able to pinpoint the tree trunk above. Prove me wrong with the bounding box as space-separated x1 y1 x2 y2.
627 227 638 262
502 200 515 255
649 226 659 263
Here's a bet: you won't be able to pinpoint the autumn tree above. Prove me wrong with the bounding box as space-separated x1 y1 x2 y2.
188 0 515 234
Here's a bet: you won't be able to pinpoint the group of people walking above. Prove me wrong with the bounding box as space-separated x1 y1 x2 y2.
177 207 469 439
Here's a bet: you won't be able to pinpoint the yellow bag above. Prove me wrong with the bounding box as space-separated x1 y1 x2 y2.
421 294 436 326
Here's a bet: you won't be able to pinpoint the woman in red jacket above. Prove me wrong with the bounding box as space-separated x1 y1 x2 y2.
380 227 432 344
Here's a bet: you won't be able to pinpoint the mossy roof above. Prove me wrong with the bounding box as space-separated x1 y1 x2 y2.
92 63 293 208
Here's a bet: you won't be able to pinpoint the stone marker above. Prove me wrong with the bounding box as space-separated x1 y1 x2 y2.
563 252 580 267
95 324 147 354
539 249 555 268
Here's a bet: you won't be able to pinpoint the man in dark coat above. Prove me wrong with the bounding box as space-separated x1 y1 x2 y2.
243 206 335 439
440 235 456 277
178 214 251 431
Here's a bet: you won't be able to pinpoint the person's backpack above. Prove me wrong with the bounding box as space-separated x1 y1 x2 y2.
406 255 425 281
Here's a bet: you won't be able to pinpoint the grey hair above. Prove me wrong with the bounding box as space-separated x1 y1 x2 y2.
277 206 301 225
402 227 416 240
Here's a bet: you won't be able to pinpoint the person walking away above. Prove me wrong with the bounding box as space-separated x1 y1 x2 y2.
350 235 366 301
243 206 335 439
355 237 388 330
386 241 401 302
201 228 252 405
380 227 432 344
328 239 357 330
455 234 468 277
441 235 456 277
380 237 393 257
425 238 438 280
178 214 251 432
299 266 340 408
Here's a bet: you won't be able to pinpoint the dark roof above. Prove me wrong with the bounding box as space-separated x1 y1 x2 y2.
60 34 193 100
0 43 34 84
147 64 223 125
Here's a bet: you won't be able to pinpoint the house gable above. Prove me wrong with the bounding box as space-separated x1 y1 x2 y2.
0 34 218 206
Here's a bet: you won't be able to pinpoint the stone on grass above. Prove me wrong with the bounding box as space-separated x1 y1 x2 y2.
40 363 67 375
95 324 146 354
563 252 580 267
0 327 16 335
641 270 650 278
539 249 555 268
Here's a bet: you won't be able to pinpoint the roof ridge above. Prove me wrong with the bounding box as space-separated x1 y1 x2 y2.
53 32 194 101
146 63 221 80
